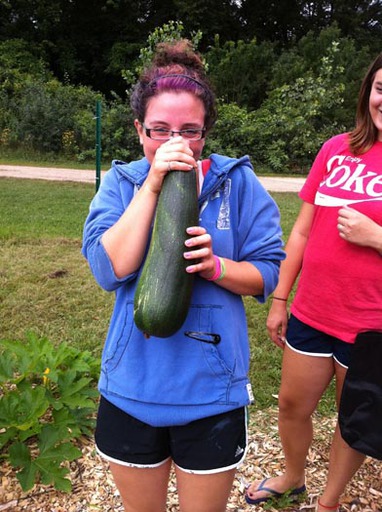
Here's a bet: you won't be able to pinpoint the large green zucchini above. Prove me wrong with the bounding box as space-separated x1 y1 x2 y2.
134 169 199 338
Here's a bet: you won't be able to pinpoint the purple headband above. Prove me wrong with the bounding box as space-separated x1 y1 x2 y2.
147 73 207 91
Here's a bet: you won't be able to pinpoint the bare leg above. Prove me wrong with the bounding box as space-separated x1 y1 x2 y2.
109 459 172 512
246 346 334 501
176 466 237 512
317 362 366 511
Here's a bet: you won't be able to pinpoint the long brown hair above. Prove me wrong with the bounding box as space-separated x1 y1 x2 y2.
349 53 382 154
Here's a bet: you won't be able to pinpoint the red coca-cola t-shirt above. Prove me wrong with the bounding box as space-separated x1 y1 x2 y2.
291 133 382 343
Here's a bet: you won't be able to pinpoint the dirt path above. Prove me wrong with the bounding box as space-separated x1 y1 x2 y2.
0 164 305 192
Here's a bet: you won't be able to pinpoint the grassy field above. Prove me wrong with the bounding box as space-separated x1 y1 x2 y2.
0 177 336 413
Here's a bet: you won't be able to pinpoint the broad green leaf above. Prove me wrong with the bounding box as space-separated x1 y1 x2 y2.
0 387 49 430
9 441 31 467
0 427 17 450
39 463 72 492
53 407 96 437
38 425 70 452
16 463 38 492
0 350 16 382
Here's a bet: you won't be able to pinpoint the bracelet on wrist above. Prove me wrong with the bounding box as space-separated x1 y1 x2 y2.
206 255 225 282
273 296 288 302
216 258 226 281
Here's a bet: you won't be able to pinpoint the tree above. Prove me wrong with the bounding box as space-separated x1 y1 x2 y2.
171 0 243 47
269 24 373 127
245 41 348 172
0 0 147 96
299 0 382 51
239 0 307 44
0 39 51 134
1 0 381 96
206 37 277 110
0 0 62 42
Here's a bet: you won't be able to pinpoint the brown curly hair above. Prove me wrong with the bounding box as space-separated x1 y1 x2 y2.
130 40 217 132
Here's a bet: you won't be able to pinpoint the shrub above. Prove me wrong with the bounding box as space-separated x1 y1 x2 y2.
0 332 100 492
246 42 347 172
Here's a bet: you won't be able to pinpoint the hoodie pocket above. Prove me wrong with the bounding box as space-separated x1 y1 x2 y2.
103 303 240 406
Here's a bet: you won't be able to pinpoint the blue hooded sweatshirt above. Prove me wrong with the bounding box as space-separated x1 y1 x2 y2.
82 153 285 427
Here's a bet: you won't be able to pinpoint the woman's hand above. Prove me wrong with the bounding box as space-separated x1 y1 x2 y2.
145 136 197 195
337 205 382 253
183 225 266 295
266 300 289 349
183 226 216 278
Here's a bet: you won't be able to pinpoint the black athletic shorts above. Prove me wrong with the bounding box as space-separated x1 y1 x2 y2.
95 396 248 474
286 314 352 368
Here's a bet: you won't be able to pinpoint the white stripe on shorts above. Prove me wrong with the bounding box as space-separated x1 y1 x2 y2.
285 339 348 369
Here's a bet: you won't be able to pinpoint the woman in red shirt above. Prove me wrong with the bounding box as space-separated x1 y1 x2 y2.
246 53 382 511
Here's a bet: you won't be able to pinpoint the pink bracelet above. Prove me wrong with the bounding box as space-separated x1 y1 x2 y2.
205 255 222 281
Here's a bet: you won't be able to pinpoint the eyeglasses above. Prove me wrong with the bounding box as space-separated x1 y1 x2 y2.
142 124 206 141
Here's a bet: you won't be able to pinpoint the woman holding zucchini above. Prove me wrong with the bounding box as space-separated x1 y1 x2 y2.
245 53 382 511
82 39 285 512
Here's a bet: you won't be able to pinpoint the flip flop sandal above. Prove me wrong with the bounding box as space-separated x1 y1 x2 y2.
245 477 306 505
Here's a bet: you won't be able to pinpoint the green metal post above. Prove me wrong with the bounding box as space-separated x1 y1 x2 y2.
95 99 102 192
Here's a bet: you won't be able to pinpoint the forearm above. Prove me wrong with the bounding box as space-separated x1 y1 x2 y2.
266 233 307 345
272 201 314 300
272 229 309 300
101 182 159 278
216 259 264 296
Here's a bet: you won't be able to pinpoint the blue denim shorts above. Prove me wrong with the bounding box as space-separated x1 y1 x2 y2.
95 396 248 474
286 314 352 368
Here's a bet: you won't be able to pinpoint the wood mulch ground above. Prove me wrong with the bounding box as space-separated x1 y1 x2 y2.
1 407 381 512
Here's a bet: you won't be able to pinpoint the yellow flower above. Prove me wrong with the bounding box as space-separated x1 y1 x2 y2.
42 367 50 386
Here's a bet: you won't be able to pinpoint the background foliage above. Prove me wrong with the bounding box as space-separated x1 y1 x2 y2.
0 2 381 172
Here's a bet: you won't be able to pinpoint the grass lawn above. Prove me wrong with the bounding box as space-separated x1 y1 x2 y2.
0 177 336 414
